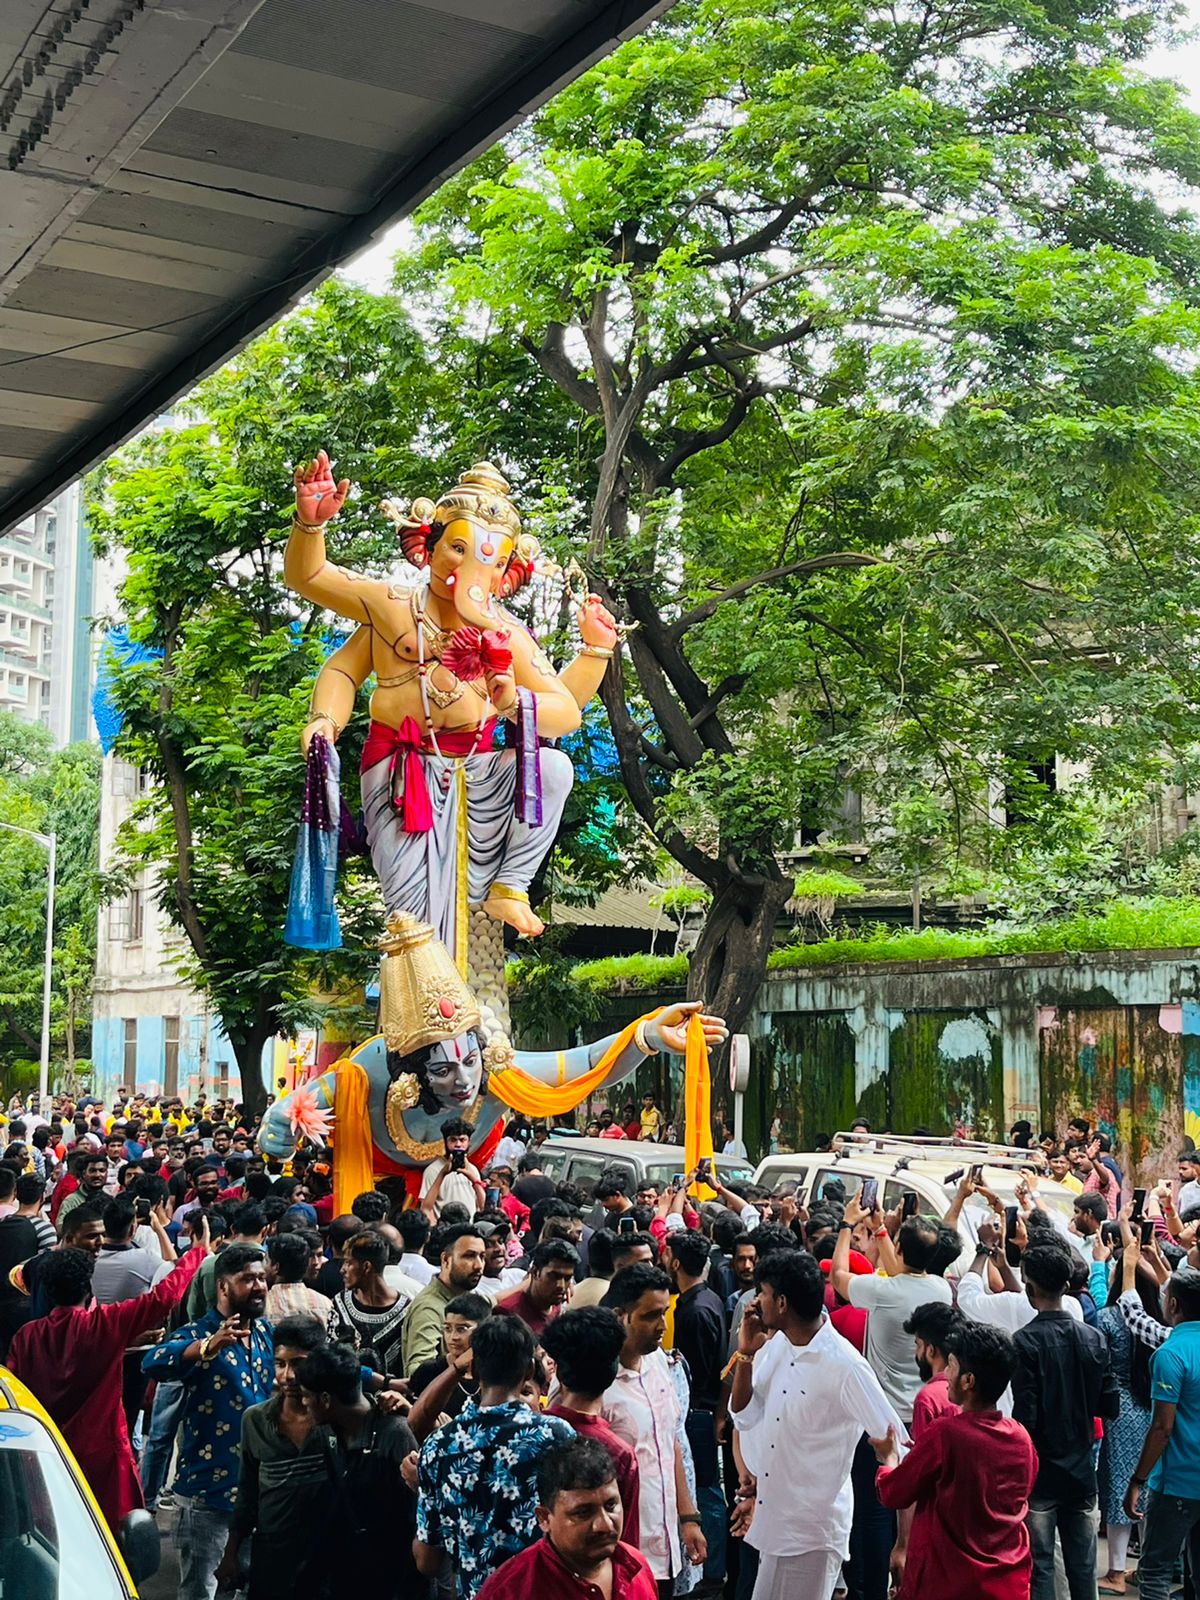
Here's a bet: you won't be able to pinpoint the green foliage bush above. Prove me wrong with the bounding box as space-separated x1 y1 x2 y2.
512 896 1200 999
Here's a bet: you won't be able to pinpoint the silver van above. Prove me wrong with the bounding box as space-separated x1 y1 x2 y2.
536 1134 755 1230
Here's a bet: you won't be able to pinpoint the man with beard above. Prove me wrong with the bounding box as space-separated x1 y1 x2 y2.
476 1436 656 1600
57 1149 110 1226
905 1301 965 1440
173 1162 224 1228
402 1224 487 1376
143 1243 273 1600
871 1322 1038 1600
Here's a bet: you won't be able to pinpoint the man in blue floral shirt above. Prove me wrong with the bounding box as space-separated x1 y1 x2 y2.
415 1314 573 1600
142 1243 272 1600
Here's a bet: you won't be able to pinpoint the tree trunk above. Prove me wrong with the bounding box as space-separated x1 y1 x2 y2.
686 873 793 1053
230 1015 274 1123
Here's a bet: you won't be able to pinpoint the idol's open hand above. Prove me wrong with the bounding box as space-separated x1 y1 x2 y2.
294 449 350 526
648 1001 728 1056
578 594 619 649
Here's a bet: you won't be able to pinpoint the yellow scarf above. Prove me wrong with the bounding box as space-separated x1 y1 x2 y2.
331 1058 375 1216
489 1008 717 1196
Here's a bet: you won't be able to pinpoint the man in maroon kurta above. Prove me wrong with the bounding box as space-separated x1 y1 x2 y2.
871 1320 1038 1600
477 1435 655 1600
8 1221 210 1531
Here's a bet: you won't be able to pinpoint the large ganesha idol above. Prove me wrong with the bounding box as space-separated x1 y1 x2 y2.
259 913 727 1202
285 449 619 969
272 453 726 1196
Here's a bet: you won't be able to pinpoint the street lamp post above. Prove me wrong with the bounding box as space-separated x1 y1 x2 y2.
0 821 56 1102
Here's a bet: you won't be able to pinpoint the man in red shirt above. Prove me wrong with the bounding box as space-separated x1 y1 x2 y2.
871 1320 1038 1600
476 1435 656 1600
904 1300 964 1439
497 1239 579 1338
490 1166 532 1234
8 1216 212 1532
542 1306 641 1545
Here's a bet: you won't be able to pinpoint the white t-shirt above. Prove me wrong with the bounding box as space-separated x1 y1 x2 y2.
419 1157 479 1217
847 1271 952 1423
400 1251 436 1285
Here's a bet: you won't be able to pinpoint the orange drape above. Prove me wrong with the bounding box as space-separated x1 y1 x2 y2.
486 1009 666 1118
331 1058 375 1216
684 1011 717 1199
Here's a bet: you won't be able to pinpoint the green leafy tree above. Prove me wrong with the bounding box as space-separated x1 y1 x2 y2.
391 0 1200 1040
0 714 101 1088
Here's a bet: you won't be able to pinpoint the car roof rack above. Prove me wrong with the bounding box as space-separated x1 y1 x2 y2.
830 1131 1047 1177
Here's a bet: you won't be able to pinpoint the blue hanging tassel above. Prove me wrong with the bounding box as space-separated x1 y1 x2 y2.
284 734 343 950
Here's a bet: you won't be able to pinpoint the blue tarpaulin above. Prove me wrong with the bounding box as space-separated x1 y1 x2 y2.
92 627 163 754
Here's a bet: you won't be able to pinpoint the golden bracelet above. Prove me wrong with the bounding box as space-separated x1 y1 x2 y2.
634 1019 656 1056
306 712 343 736
292 515 326 534
580 645 615 659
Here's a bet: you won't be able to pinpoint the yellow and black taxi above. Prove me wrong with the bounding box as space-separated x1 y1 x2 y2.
0 1367 159 1597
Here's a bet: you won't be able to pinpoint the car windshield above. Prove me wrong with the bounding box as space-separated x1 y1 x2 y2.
0 1412 126 1600
641 1160 756 1192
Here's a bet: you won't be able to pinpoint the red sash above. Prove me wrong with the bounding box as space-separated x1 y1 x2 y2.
359 718 498 833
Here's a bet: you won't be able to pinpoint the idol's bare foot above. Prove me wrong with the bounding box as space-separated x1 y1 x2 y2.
483 895 544 937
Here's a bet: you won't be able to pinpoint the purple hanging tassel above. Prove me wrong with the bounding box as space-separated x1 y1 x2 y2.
515 687 543 826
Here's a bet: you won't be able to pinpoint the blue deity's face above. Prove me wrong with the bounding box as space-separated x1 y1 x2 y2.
423 1032 484 1112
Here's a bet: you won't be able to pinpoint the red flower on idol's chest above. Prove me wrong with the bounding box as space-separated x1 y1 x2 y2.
440 626 513 682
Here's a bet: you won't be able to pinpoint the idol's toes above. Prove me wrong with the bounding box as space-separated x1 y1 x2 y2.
482 896 545 938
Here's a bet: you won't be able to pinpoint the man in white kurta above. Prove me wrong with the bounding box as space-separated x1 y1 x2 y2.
731 1250 905 1600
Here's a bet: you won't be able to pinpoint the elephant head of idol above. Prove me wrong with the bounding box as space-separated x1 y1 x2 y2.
386 462 540 630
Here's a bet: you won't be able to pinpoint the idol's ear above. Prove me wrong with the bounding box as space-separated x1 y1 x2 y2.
381 497 436 568
497 554 534 598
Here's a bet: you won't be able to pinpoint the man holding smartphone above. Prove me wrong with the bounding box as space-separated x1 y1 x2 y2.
831 1186 951 1598
421 1117 488 1221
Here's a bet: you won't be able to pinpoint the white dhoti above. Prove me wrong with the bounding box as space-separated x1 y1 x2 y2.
361 743 573 966
750 1551 844 1600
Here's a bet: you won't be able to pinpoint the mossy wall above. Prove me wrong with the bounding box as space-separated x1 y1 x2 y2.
512 948 1200 1178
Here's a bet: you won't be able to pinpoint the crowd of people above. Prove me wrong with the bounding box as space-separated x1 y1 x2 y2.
3 1088 1200 1600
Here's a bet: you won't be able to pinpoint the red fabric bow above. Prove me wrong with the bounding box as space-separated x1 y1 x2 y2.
360 717 433 832
441 626 513 682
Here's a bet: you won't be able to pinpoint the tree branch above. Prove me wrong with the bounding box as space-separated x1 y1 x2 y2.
523 325 600 416
598 666 719 889
687 674 748 729
659 386 764 483
0 1005 40 1054
671 553 885 639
